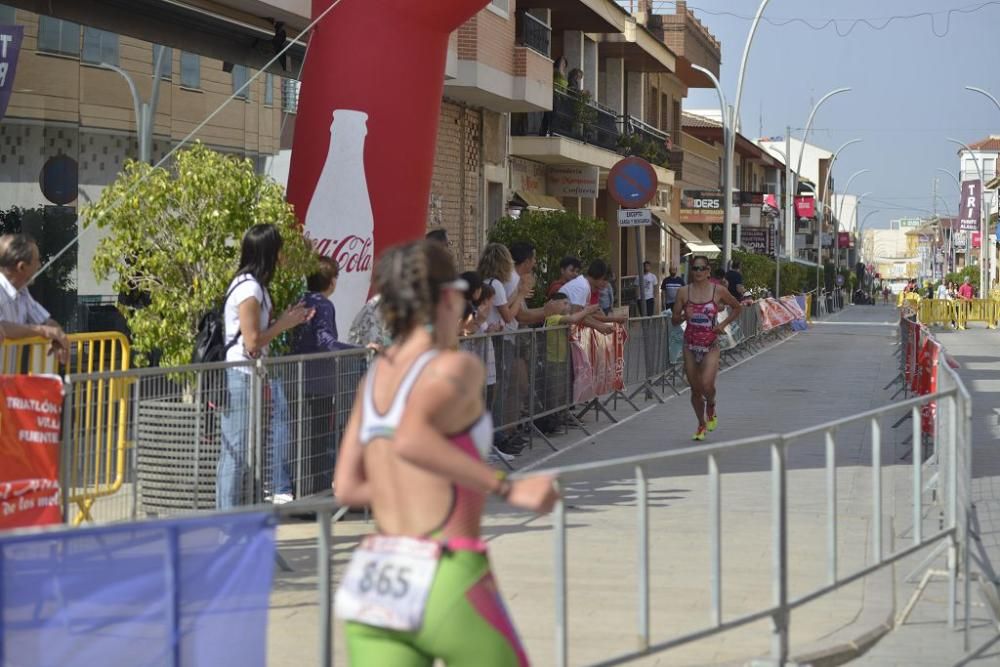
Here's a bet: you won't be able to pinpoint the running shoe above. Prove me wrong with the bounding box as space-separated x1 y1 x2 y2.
692 425 707 442
490 446 515 464
706 405 718 432
272 493 294 505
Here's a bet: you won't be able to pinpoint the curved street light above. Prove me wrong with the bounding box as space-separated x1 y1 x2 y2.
965 86 1000 114
816 139 863 295
720 0 774 269
946 137 988 295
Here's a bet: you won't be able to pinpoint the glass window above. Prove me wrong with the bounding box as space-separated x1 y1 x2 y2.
489 0 509 15
232 64 251 101
180 52 200 88
152 45 172 80
264 73 274 106
0 4 15 23
983 157 997 180
38 16 80 56
282 78 300 113
82 28 119 66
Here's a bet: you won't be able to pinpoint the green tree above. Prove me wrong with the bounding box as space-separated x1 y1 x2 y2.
488 209 610 306
83 144 316 367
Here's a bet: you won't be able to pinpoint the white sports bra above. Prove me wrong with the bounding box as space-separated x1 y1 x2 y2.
358 350 493 460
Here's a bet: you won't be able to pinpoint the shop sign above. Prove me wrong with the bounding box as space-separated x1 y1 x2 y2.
0 24 24 122
837 232 851 248
680 189 723 223
510 157 546 194
959 180 981 231
740 227 773 254
794 196 815 218
547 165 599 198
972 231 981 248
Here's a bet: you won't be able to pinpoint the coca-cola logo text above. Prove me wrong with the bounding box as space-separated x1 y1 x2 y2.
310 235 373 273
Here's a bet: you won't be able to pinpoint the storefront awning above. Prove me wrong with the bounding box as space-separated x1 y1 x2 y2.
651 210 721 255
511 191 565 211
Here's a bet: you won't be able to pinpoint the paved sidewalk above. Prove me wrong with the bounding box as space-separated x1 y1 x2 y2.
266 304 952 666
851 321 1000 667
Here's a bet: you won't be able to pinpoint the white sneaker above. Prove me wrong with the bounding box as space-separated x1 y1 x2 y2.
272 493 294 505
490 446 515 463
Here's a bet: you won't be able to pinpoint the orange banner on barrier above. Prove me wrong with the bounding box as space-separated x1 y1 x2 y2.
0 375 64 529
570 324 628 403
757 298 794 331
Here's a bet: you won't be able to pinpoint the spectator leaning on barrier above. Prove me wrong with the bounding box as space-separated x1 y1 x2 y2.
547 256 582 298
559 259 626 334
291 256 358 496
724 259 745 300
544 293 600 416
661 266 685 313
0 233 69 364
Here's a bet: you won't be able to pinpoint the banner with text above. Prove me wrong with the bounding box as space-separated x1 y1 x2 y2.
0 375 64 529
547 165 599 198
959 179 981 232
794 196 816 219
569 324 627 404
680 190 724 223
0 25 24 122
740 227 774 255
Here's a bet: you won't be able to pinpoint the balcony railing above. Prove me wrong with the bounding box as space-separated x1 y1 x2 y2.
516 10 551 58
512 91 684 176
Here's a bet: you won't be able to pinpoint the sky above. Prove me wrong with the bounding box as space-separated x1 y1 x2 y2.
658 0 1000 229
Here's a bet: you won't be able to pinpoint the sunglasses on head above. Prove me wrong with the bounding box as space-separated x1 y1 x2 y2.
691 265 710 272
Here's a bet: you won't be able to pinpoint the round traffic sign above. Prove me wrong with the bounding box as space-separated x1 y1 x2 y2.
608 156 658 209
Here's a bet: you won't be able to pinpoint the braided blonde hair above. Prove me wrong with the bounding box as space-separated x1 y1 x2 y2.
376 240 458 340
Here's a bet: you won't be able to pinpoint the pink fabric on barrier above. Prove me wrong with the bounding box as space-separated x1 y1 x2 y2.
570 324 628 403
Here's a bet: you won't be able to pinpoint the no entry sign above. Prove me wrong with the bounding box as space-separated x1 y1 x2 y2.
608 157 658 209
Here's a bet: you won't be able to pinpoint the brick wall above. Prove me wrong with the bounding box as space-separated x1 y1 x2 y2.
457 5 517 76
428 101 483 270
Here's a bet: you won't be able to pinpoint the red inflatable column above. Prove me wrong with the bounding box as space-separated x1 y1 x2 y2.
287 0 487 335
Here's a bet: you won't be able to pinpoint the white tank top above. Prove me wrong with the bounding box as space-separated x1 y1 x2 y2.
358 351 439 445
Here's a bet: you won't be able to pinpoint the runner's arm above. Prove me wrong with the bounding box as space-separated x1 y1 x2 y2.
714 289 743 332
333 379 372 507
671 288 688 326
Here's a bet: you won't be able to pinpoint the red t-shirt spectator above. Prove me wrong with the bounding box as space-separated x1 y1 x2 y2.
958 283 975 300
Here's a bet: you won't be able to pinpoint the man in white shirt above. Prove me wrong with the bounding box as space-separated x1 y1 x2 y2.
559 259 627 334
0 234 68 363
641 261 658 316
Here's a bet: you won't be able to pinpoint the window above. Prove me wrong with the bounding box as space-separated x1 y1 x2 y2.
180 52 200 88
152 45 172 80
0 4 15 23
282 78 300 113
38 16 80 56
264 73 274 106
488 0 509 16
232 64 252 101
487 182 504 227
82 28 118 66
983 157 997 180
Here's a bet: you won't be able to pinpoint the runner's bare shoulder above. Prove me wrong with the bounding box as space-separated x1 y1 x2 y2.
424 349 485 397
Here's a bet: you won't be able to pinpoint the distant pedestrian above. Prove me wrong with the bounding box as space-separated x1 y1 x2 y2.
957 276 975 300
641 261 658 316
725 260 745 300
661 266 685 313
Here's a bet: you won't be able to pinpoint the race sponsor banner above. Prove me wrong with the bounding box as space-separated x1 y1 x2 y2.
794 196 816 219
0 25 24 122
756 298 794 331
569 324 628 403
959 180 981 231
0 375 64 529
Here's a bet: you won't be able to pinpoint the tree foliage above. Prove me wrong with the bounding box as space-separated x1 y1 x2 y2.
83 144 315 367
729 250 810 296
488 209 610 306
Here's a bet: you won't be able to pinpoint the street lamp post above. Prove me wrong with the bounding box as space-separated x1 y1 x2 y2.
964 86 1000 292
947 137 989 296
722 0 774 270
692 63 731 272
837 190 871 273
833 169 870 270
99 46 166 163
817 139 863 298
763 142 788 296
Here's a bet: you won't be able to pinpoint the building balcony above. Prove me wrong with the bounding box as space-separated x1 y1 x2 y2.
511 87 674 184
516 10 552 58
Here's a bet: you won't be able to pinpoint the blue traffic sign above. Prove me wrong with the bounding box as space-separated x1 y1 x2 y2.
608 157 658 209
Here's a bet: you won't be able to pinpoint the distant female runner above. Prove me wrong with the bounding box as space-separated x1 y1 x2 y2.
671 256 742 441
333 240 559 666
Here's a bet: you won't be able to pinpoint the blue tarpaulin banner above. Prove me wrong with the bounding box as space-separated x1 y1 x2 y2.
1 512 276 666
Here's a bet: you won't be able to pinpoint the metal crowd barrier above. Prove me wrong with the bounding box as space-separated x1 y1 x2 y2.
7 304 800 524
540 357 972 666
916 298 999 329
2 332 131 525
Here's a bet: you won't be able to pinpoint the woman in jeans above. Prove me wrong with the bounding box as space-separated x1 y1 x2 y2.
217 224 312 509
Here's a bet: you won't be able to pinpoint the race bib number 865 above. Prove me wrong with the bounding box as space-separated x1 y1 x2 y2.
335 535 441 631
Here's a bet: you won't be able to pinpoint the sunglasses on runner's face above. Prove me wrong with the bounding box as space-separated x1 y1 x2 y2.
691 265 710 272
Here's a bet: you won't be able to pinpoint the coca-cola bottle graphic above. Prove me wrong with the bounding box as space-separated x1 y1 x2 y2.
304 109 374 338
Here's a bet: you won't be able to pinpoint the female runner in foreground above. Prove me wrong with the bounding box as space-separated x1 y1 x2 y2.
671 255 742 441
333 240 558 666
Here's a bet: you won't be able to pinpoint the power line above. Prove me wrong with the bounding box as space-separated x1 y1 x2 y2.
641 1 1000 38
